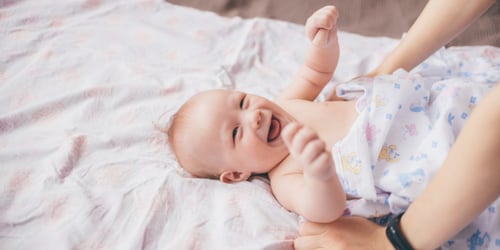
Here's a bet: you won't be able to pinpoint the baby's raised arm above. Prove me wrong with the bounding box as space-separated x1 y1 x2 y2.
278 6 340 102
271 122 346 223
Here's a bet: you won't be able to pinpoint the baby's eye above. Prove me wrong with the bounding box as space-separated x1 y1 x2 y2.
239 95 245 109
232 127 239 142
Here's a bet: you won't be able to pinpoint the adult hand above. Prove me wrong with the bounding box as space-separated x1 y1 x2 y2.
294 216 392 250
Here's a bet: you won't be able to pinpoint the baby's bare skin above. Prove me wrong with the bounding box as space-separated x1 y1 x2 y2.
171 6 351 223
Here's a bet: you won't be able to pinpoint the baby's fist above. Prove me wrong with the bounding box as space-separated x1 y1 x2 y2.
282 123 335 180
305 6 339 48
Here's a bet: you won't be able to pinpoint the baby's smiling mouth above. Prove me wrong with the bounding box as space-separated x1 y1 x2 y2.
267 116 281 142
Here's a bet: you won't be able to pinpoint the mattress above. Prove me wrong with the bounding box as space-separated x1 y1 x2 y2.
1 0 499 249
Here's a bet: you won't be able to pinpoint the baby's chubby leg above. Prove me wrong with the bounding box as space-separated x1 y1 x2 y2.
282 123 336 181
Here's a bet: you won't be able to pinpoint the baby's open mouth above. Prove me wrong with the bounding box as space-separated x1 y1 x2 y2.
267 116 281 142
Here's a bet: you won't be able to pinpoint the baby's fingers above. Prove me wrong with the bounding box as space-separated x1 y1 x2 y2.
282 122 302 148
305 6 338 39
317 6 338 29
283 123 320 156
300 139 327 165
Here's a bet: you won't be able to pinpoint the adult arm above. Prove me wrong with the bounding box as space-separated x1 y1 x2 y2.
370 0 495 75
327 0 495 105
400 83 500 249
295 84 500 250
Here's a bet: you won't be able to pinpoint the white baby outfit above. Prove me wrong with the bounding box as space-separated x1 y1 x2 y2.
326 47 500 249
333 70 496 217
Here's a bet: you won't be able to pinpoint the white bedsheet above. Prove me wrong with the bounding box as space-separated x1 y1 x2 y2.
1 0 499 249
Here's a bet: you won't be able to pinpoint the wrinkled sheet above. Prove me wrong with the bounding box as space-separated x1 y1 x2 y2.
0 0 498 249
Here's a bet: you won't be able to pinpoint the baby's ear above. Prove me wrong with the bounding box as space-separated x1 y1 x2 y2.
219 171 250 183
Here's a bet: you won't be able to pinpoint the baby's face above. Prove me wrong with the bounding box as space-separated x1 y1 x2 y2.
184 89 294 180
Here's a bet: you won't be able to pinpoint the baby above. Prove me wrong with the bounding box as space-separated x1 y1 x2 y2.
168 6 350 223
167 4 497 223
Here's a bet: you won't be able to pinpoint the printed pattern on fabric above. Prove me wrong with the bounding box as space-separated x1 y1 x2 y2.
334 69 500 249
335 70 495 215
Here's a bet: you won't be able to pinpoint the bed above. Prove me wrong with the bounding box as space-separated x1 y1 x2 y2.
1 0 499 249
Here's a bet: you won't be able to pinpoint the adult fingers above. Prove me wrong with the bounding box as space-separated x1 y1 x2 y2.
299 221 329 235
294 234 324 250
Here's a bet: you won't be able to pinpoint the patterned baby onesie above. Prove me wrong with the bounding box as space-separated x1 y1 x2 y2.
333 70 496 217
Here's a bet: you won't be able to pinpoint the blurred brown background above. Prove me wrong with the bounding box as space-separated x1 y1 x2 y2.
168 0 500 47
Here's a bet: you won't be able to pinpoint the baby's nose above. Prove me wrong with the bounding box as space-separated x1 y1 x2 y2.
249 110 262 129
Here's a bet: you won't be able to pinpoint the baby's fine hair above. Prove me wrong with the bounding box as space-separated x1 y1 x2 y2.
167 99 220 180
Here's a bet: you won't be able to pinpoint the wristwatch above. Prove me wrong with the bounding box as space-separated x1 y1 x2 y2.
385 212 414 250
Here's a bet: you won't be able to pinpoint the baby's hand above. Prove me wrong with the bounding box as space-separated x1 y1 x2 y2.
282 122 336 180
305 5 339 48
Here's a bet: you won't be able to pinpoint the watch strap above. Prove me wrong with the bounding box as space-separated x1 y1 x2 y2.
385 212 414 250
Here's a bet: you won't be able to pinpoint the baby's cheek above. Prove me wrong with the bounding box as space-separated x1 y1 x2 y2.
244 145 268 162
